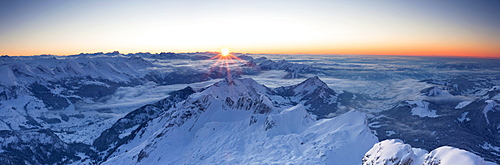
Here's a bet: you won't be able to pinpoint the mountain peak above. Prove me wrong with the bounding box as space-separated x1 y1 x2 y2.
204 77 272 101
216 77 262 88
292 76 329 93
273 76 338 119
303 76 324 85
274 76 332 97
421 86 443 97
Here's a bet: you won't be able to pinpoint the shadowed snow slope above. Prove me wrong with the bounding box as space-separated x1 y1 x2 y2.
275 76 339 119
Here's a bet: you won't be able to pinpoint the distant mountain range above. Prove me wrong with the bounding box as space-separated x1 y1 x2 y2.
1 52 498 164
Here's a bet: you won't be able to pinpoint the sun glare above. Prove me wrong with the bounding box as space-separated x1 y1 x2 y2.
221 48 230 56
207 48 245 80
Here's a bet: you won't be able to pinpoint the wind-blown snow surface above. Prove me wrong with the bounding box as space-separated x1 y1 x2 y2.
104 110 377 165
363 139 490 165
102 78 378 164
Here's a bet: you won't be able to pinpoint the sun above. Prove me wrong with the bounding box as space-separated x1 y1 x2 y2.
221 48 230 56
207 48 245 80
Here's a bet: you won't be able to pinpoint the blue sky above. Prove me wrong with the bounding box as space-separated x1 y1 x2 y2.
1 0 499 57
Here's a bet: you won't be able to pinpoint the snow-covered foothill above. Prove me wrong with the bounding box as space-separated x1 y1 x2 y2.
482 100 499 124
363 139 489 165
406 100 439 118
363 139 425 165
424 146 488 165
456 100 473 109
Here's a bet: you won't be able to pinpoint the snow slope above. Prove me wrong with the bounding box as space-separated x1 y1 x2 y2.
363 139 491 165
103 108 377 165
2 53 500 164
101 77 378 165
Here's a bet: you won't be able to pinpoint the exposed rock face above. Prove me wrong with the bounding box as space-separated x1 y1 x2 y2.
275 76 339 118
0 129 88 165
93 86 195 161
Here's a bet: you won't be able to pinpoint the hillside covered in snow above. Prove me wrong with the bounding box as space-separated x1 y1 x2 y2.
1 52 499 164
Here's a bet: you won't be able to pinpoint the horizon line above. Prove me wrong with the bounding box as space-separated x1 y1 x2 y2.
2 51 500 59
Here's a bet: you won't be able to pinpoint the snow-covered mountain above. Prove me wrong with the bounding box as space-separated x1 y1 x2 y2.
1 53 499 164
92 86 196 161
98 77 378 164
259 59 313 73
369 80 500 163
363 139 490 165
85 76 345 162
275 76 340 118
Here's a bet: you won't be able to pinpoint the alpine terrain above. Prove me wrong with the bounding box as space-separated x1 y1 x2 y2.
0 52 498 165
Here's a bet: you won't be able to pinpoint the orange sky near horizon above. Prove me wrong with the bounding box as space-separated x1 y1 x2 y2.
3 43 499 58
1 0 499 58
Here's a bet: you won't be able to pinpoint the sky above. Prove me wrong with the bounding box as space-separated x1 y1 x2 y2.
1 0 499 57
